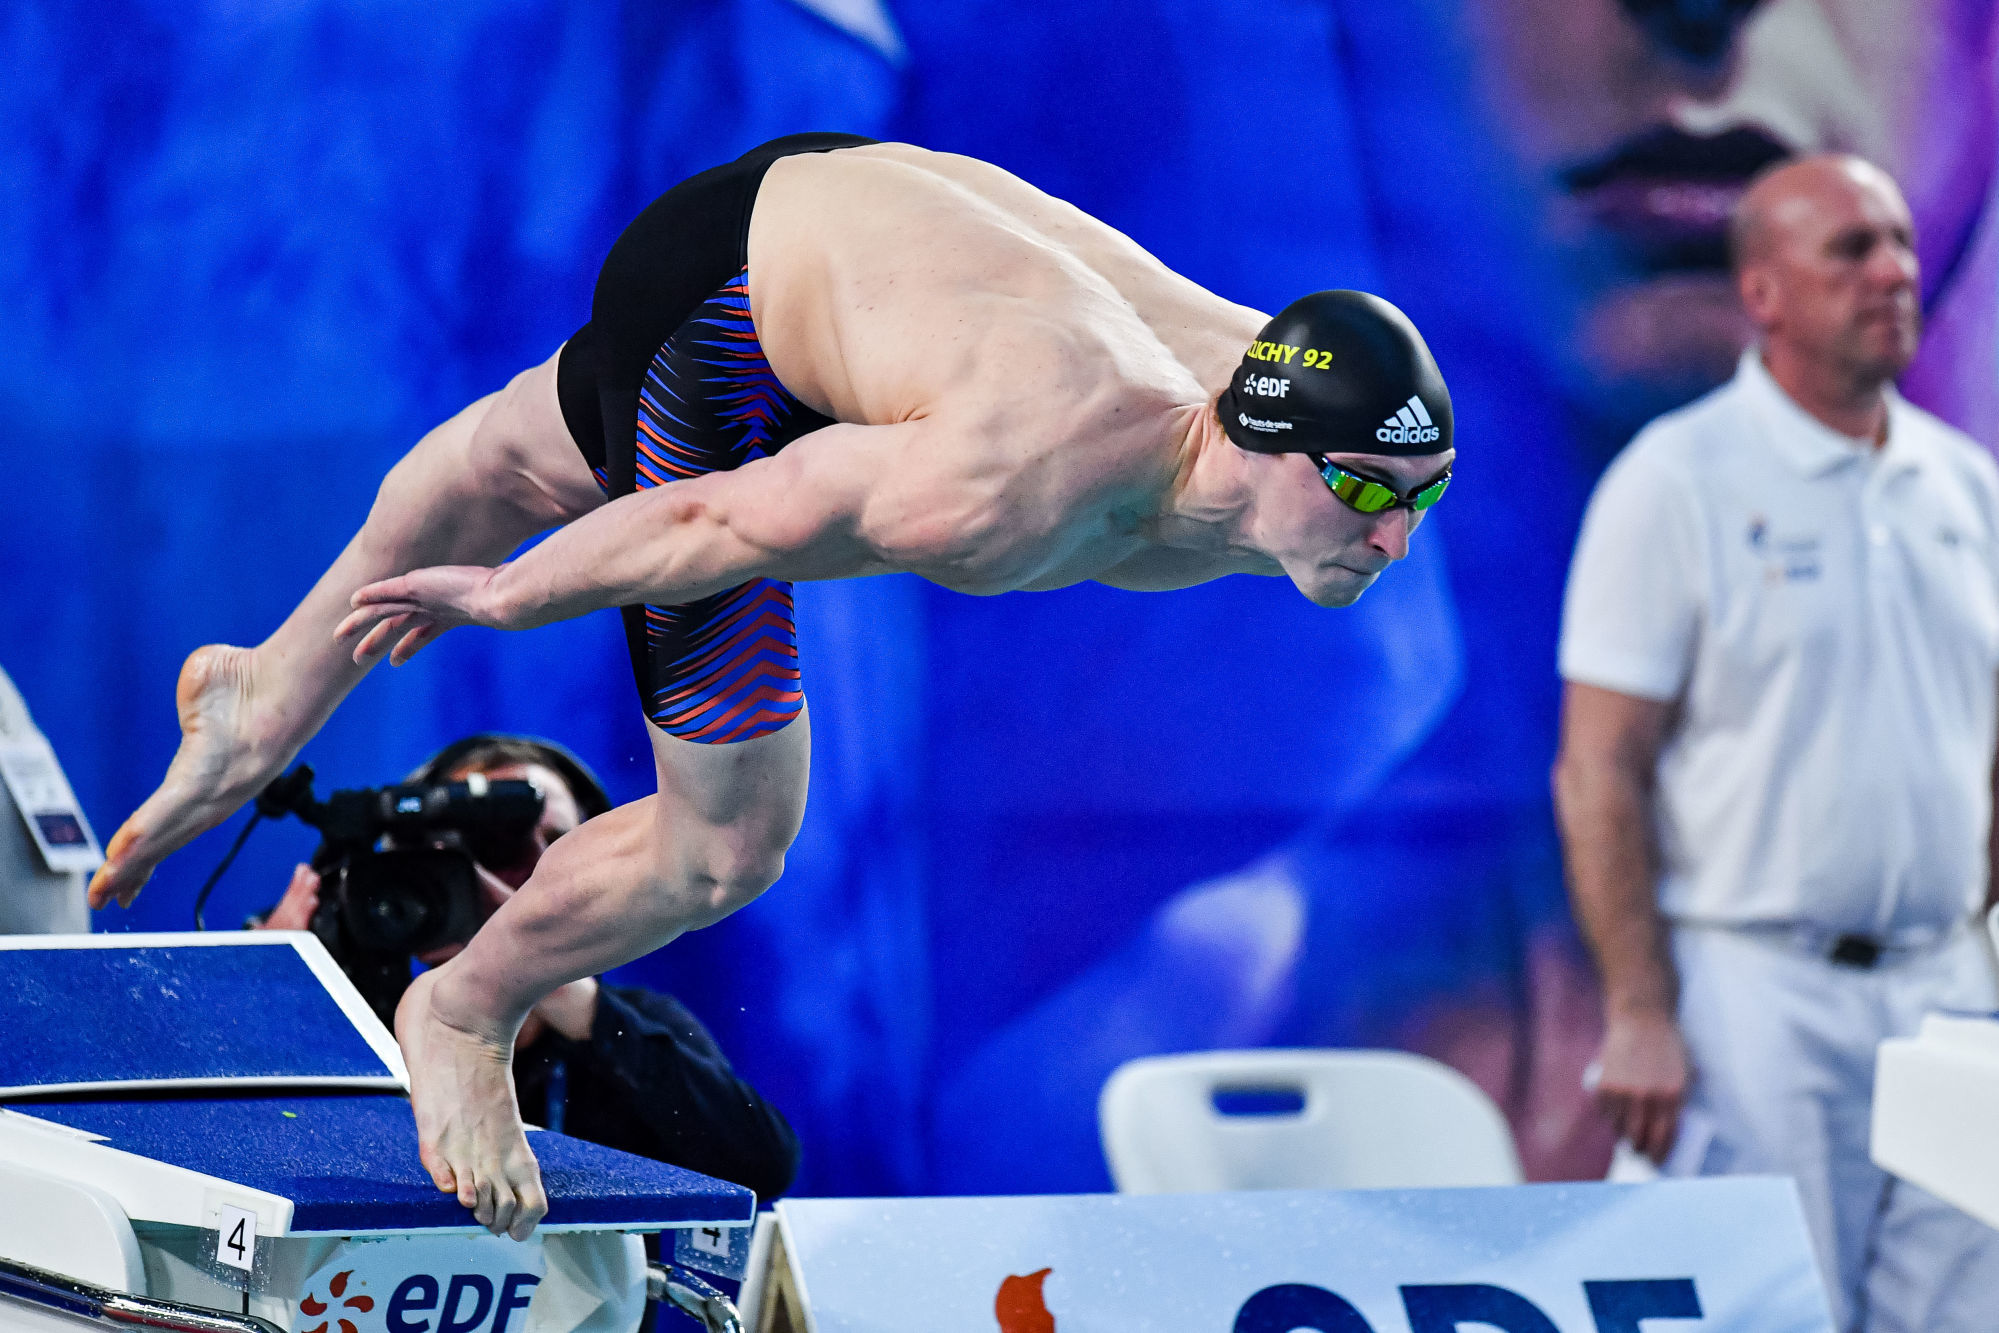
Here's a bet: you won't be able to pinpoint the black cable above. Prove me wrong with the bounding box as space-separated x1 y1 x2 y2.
191 811 262 931
189 764 318 930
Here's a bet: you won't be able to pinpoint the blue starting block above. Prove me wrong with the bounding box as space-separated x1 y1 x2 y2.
0 933 752 1333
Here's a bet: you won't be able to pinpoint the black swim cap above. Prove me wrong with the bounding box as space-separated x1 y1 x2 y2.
1218 290 1453 458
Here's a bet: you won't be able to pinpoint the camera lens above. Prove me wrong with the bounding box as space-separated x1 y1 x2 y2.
358 882 437 950
340 848 482 954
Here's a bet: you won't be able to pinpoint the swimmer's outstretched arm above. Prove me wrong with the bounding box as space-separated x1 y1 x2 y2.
340 421 911 664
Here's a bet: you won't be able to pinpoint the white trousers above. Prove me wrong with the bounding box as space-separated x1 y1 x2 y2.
1669 925 1999 1332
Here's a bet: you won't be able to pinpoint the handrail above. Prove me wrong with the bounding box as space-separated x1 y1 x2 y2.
647 1261 745 1333
0 1254 283 1333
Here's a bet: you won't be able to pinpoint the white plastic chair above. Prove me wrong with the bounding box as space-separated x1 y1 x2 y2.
1099 1049 1524 1193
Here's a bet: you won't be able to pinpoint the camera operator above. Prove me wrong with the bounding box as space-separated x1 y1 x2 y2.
255 733 799 1202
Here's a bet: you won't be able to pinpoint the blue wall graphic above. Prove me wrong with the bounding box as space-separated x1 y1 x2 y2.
3 0 1994 1195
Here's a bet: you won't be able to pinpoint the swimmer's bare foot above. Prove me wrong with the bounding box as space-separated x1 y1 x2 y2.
397 967 547 1240
88 644 284 909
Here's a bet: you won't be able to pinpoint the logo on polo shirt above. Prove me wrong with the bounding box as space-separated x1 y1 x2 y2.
1748 515 1823 583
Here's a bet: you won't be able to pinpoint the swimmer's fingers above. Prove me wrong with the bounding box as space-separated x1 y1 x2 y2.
350 566 505 627
348 573 424 613
342 610 419 665
336 600 407 645
388 621 447 668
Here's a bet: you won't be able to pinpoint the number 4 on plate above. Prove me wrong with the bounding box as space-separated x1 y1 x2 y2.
215 1204 258 1273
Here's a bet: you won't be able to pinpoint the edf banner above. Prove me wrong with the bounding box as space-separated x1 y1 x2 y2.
746 1180 1833 1332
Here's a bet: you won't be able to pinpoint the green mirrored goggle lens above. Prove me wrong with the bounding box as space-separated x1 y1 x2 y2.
1328 473 1401 513
1315 458 1451 514
1409 474 1450 510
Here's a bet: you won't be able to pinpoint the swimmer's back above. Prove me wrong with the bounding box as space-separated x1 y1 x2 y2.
748 143 1264 434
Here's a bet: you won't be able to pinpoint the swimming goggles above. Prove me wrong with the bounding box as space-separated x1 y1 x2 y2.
1309 456 1451 514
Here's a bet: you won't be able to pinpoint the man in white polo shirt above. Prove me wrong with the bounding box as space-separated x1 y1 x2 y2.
1555 154 1999 1330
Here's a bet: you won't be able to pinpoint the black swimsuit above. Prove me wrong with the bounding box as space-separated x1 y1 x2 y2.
555 132 876 743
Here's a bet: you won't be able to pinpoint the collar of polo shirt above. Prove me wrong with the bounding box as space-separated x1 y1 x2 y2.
1738 348 1922 482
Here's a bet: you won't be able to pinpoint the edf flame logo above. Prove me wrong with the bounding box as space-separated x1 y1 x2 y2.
300 1270 374 1333
995 1268 1056 1332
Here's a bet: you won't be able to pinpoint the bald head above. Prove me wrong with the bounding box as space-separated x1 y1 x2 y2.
1727 154 1921 400
1729 155 1911 275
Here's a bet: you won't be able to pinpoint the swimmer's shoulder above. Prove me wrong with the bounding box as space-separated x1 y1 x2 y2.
774 141 1180 278
812 141 1062 204
764 142 1008 216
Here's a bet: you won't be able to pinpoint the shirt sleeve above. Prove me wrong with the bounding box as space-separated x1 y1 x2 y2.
1558 442 1705 702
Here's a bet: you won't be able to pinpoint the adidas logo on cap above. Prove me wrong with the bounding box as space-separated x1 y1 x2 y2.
1376 395 1441 447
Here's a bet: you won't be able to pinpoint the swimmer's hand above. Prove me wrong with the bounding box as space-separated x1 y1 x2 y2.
338 565 514 665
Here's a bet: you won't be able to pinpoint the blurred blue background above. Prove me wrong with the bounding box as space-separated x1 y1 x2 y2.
3 0 1995 1195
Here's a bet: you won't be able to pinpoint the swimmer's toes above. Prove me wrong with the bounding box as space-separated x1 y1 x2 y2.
92 829 157 908
488 1181 535 1241
483 1178 517 1236
418 1141 456 1193
86 864 123 911
504 1154 547 1238
513 1182 548 1240
103 817 152 872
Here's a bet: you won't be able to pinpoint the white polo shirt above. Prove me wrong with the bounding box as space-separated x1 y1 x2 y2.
1560 350 1999 933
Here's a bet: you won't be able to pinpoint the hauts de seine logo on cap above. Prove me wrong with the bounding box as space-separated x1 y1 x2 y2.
1378 395 1440 447
1237 412 1293 434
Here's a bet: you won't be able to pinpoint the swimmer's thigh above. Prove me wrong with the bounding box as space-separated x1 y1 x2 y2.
648 704 810 908
461 349 608 523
